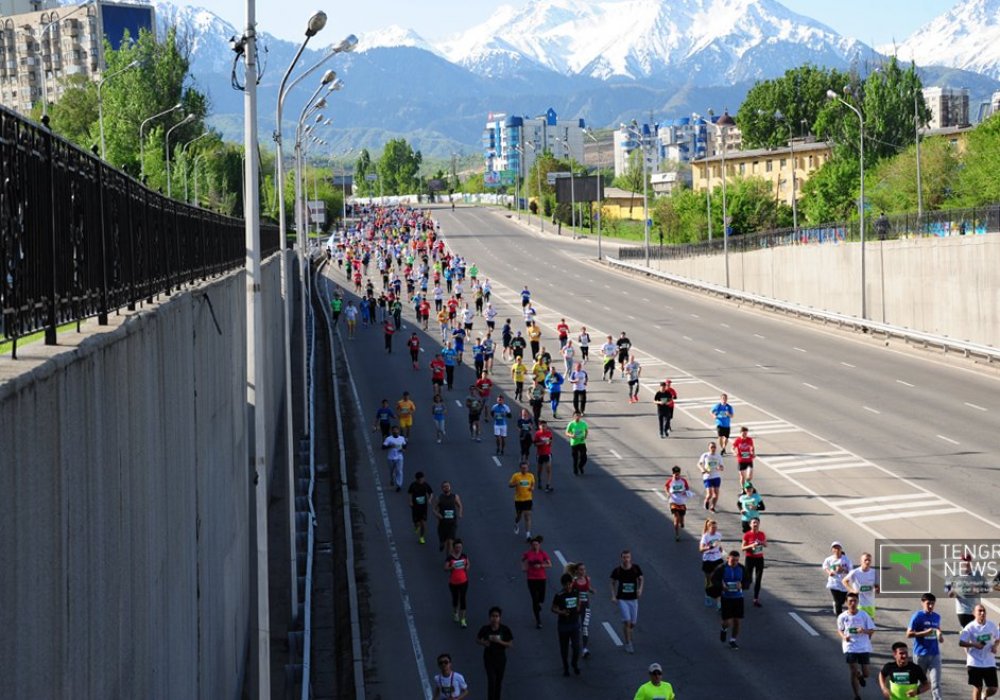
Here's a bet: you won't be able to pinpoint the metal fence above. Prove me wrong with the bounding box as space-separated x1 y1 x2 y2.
618 204 1000 262
0 105 279 356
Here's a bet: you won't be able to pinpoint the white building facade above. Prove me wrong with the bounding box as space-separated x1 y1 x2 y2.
482 108 586 180
921 87 970 130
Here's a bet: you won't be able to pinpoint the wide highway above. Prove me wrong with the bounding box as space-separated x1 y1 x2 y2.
318 205 999 699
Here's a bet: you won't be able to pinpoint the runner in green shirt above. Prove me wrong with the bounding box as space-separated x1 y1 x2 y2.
330 296 343 325
565 412 589 476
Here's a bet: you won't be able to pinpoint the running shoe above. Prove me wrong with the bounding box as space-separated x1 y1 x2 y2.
582 648 590 659
729 640 739 650
453 612 460 623
418 537 425 545
514 524 519 535
720 628 727 643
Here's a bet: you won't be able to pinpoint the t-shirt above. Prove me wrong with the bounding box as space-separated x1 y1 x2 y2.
556 323 570 338
509 471 535 501
430 360 445 380
844 567 879 608
375 407 394 425
908 609 942 656
654 388 677 409
466 396 483 416
742 530 767 558
552 589 581 628
824 555 853 591
382 435 406 460
837 610 875 653
566 420 588 446
408 481 433 511
616 337 632 355
601 342 616 360
625 361 641 381
476 624 513 664
879 662 926 699
533 429 553 456
959 619 1000 667
711 402 733 427
447 553 470 585
433 671 468 699
522 549 551 580
396 399 415 419
701 531 723 562
611 565 643 600
408 336 421 351
517 417 534 438
633 680 676 700
491 403 511 426
713 564 745 599
432 402 446 420
476 377 493 398
665 476 691 506
511 364 527 382
699 452 724 479
527 325 542 342
569 370 588 391
738 493 764 522
577 332 590 347
733 436 755 463
441 348 457 367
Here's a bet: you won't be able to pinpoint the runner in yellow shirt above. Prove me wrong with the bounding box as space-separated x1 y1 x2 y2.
511 358 527 400
508 461 536 541
396 392 416 438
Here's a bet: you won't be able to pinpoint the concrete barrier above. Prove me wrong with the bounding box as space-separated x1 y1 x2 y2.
647 234 1000 347
0 254 288 699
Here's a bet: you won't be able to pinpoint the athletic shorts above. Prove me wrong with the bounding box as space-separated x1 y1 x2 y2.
537 454 551 465
720 597 745 620
468 413 482 426
502 337 511 348
702 559 723 575
399 417 413 428
494 424 508 437
738 462 753 472
411 507 428 524
515 500 533 513
432 377 444 386
716 426 731 438
617 599 639 624
703 476 721 489
844 653 871 665
968 667 999 688
669 503 687 515
628 379 638 386
617 352 628 364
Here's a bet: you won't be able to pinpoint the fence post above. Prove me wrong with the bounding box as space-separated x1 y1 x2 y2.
43 117 58 345
97 161 109 325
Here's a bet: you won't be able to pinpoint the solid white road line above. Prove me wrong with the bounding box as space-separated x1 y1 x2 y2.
828 493 930 507
788 612 820 637
554 549 568 567
897 379 915 387
609 449 623 460
965 402 987 411
863 406 880 414
492 456 502 466
937 434 960 445
602 622 624 646
859 508 964 524
653 489 667 502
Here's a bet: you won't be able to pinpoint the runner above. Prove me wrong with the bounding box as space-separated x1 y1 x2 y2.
484 303 497 332
610 550 644 654
418 296 431 330
533 420 554 493
330 295 343 326
732 426 756 482
491 395 512 456
476 372 494 426
344 301 358 339
381 425 407 492
565 411 589 476
577 326 591 362
710 550 746 649
520 285 531 309
633 663 676 700
529 380 545 425
476 607 514 700
517 409 534 462
407 332 421 369
452 325 466 365
737 482 766 533
433 481 463 553
437 307 451 343
624 355 641 404
372 398 395 439
466 385 484 442
567 562 593 658
879 642 930 700
843 552 880 621
699 519 724 606
510 330 527 363
407 471 433 544
698 441 725 512
907 593 944 700
654 380 677 438
601 335 617 381
959 604 1000 700
561 339 576 375
552 573 582 676
837 592 876 700
568 362 589 415
555 318 570 349
445 540 470 628
950 553 986 628
522 535 552 629
527 323 542 360
482 332 496 374
740 518 767 607
396 391 416 438
472 337 486 378
430 353 446 398
664 466 694 541
511 356 527 400
501 319 514 361
824 542 854 615
509 460 536 540
433 653 469 699
545 367 564 419
431 394 447 444
441 343 458 391
711 393 735 455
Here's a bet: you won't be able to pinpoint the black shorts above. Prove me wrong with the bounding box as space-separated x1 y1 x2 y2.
617 352 628 364
720 597 744 620
701 559 722 575
432 377 444 386
844 653 871 666
717 426 731 438
968 667 999 688
515 500 533 513
537 454 551 465
738 462 753 472
502 337 511 348
469 413 482 425
411 507 428 524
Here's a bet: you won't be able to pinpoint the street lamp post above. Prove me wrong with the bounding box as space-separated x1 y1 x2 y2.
164 113 195 198
585 129 603 260
180 132 210 203
705 110 735 286
139 103 182 180
524 141 543 233
914 91 923 220
555 136 576 230
827 88 866 320
624 121 650 266
97 59 140 161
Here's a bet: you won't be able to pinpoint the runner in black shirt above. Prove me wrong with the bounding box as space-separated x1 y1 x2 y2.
610 550 644 654
476 607 514 700
616 332 632 375
407 471 433 545
879 642 930 698
552 574 582 676
653 380 677 438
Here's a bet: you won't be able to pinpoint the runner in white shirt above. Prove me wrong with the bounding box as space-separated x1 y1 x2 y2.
823 542 853 615
699 518 723 606
484 303 498 331
697 442 724 512
664 466 694 541
601 335 617 382
433 284 444 311
568 363 589 415
624 355 642 404
837 593 876 700
843 552 880 620
561 340 576 374
959 604 1000 696
433 654 469 699
382 426 407 491
462 305 475 331
577 327 591 362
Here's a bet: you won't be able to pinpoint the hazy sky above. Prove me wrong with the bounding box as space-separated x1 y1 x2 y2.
194 0 956 47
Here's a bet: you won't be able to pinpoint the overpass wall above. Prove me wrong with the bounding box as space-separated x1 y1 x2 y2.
649 234 1000 347
0 254 287 699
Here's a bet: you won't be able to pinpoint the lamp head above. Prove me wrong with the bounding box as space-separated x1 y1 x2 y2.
314 113 324 123
305 11 327 37
335 34 359 53
172 102 183 111
826 89 838 100
330 79 344 91
314 97 327 110
321 69 336 85
182 113 195 124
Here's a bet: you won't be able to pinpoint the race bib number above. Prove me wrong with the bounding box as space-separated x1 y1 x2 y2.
671 482 685 492
415 496 426 505
724 581 740 592
443 509 455 519
622 583 635 594
977 633 993 644
860 585 873 592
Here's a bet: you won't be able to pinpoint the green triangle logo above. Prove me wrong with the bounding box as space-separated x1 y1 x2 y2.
899 576 911 586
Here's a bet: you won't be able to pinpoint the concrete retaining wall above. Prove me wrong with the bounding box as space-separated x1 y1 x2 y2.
649 234 1000 347
0 253 288 699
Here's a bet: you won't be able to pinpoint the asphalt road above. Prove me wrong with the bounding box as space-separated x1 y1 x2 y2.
318 205 999 700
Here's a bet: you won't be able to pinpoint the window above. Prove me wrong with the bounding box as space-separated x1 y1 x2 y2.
739 163 746 175
766 160 773 173
752 161 759 173
808 155 814 168
780 158 786 168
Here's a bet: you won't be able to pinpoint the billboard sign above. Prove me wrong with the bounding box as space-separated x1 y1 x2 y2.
484 171 501 188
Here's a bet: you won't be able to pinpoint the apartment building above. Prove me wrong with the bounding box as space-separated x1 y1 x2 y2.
482 108 586 180
921 86 970 130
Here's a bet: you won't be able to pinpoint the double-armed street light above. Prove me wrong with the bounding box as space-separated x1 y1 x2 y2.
97 59 141 161
164 113 195 198
139 103 182 179
584 128 604 260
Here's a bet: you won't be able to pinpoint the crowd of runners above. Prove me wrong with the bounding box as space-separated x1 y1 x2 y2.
325 205 1000 700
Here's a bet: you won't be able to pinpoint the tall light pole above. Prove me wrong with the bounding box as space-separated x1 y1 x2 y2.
585 129 604 260
914 90 924 220
340 148 353 226
624 121 650 266
827 88 866 320
694 113 713 243
180 132 210 203
705 109 734 286
39 0 94 118
555 136 576 229
97 59 140 161
165 113 195 198
139 103 182 179
772 110 798 233
524 141 544 233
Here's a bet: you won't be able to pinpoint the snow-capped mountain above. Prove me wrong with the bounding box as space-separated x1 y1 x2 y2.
435 0 873 84
358 25 439 55
881 0 1000 81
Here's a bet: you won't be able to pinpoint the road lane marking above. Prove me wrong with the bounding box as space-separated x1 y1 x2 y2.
642 298 650 302
860 508 964 523
788 612 820 637
965 402 987 411
628 315 636 320
793 346 807 353
863 406 880 414
653 489 667 501
554 550 568 567
602 622 623 646
756 363 769 370
690 313 700 318
841 362 856 368
714 348 727 354
609 449 623 460
654 324 661 329
802 382 818 390
937 435 959 445
754 333 766 339
683 336 693 341
492 456 502 466
720 323 730 328
454 400 463 407
897 379 915 387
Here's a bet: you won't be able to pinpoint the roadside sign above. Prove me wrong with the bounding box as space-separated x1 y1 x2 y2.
646 219 653 228
365 173 378 181
484 171 501 188
546 171 571 185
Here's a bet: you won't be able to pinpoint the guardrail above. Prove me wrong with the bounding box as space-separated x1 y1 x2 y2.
0 104 279 357
606 256 1000 363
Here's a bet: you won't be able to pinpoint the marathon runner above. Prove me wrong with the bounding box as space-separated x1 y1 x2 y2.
509 460 535 541
664 466 693 541
407 471 433 544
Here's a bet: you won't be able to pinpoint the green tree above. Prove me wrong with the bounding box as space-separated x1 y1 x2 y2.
866 136 960 213
737 65 851 149
37 74 98 149
725 177 793 234
799 157 861 223
377 138 422 195
611 149 650 216
460 172 485 194
949 113 1000 206
354 149 374 197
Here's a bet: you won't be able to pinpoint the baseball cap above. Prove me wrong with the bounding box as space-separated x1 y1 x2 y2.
831 541 843 549
648 663 662 673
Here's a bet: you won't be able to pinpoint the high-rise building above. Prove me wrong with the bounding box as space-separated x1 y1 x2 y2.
613 113 741 179
0 1 155 115
921 87 970 130
482 108 586 180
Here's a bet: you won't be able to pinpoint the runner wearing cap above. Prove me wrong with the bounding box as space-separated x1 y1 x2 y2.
633 663 676 700
824 542 853 615
664 466 693 541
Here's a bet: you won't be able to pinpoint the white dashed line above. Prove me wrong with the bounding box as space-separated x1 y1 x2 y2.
654 324 662 329
609 449 623 460
454 400 463 407
683 336 693 341
788 612 820 637
937 435 959 445
628 315 636 320
604 284 611 289
965 402 987 412
897 380 915 387
602 622 623 646
863 406 881 414
603 305 611 311
642 298 650 302
793 347 807 353
841 362 856 368
652 489 667 502
802 382 818 390
714 348 727 354
420 347 425 353
754 333 765 339
720 323 730 328
554 549 568 567
492 456 502 466
690 313 700 318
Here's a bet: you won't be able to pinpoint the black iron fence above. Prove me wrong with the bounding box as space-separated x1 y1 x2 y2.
0 105 279 357
618 204 1000 262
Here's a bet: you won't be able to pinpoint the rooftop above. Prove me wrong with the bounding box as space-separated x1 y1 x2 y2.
692 140 831 165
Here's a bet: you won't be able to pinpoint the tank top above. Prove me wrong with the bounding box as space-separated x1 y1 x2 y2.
438 493 458 521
